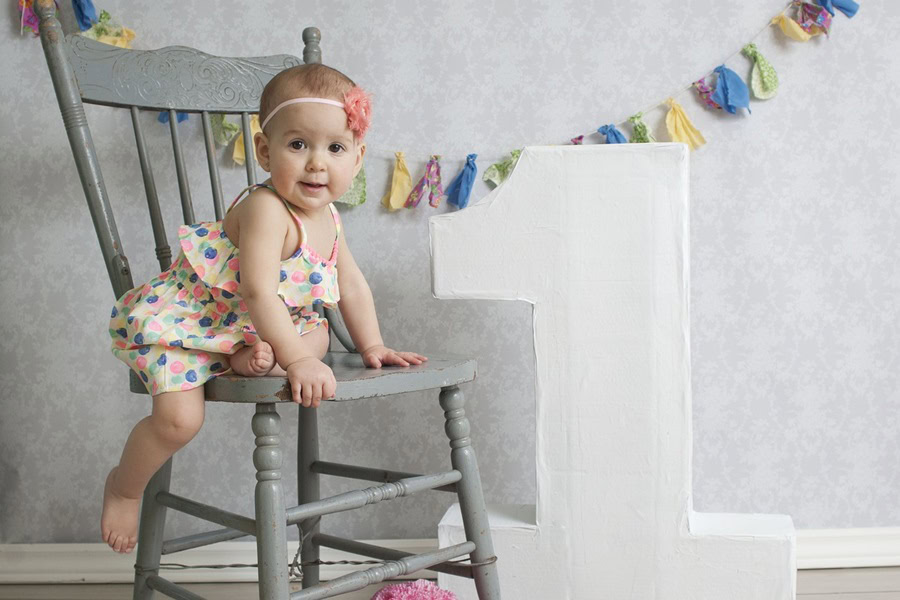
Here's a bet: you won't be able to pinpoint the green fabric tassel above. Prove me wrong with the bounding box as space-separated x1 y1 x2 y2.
210 114 240 147
628 113 656 143
741 43 779 100
483 149 522 189
337 165 367 206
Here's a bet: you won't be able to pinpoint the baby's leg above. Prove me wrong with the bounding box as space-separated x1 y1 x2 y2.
101 386 205 553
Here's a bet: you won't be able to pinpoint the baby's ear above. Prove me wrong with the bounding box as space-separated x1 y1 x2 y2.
353 142 367 177
254 132 271 172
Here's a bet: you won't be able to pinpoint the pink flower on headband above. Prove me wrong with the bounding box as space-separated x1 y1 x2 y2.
343 86 372 140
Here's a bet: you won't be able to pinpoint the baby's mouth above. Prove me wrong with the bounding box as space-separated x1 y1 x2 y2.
301 182 326 192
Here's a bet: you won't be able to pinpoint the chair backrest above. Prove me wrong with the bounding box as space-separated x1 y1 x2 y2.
35 1 356 352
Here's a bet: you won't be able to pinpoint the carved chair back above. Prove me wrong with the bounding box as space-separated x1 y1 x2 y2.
37 3 356 356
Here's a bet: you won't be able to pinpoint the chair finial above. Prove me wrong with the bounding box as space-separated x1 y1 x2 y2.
302 27 322 64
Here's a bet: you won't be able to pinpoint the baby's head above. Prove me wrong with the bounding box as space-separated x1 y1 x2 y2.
254 64 371 211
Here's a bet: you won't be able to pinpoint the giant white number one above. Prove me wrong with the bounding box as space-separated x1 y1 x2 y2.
431 145 795 599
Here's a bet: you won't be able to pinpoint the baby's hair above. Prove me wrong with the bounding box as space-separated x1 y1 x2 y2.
259 63 357 132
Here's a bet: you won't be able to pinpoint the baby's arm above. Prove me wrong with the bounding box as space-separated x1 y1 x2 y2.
238 193 336 406
335 229 427 368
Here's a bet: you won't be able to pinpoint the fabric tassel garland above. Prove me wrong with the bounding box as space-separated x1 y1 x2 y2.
232 115 261 166
771 13 813 41
741 43 779 100
628 113 655 143
72 0 97 31
693 77 722 110
483 149 522 189
210 114 240 147
382 152 413 212
816 0 859 18
445 154 478 209
405 155 444 208
337 166 367 206
158 111 189 124
665 98 706 151
597 124 627 144
79 10 135 48
795 1 832 36
570 135 584 145
710 65 751 115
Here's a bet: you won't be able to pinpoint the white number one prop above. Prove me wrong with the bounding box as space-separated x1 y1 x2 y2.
431 145 795 599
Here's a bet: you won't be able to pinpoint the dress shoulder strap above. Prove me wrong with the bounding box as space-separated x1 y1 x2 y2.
328 202 342 236
226 183 278 213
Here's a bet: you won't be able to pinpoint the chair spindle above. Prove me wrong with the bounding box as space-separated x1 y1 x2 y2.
36 0 133 299
168 109 195 225
131 107 172 272
200 111 225 220
240 112 257 185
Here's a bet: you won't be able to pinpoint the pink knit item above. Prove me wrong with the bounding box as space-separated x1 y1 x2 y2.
370 579 457 600
343 86 372 140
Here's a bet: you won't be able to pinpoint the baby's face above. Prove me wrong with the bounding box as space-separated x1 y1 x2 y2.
257 102 363 213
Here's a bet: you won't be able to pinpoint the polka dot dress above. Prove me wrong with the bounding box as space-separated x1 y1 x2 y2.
109 184 341 395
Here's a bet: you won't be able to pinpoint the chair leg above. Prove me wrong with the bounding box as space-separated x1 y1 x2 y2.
133 457 173 600
253 403 290 600
439 386 501 599
297 405 321 588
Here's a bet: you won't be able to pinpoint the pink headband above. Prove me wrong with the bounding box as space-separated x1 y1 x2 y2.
260 86 372 139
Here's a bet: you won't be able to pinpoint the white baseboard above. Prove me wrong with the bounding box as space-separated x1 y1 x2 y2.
0 539 439 584
3 529 900 584
796 527 900 569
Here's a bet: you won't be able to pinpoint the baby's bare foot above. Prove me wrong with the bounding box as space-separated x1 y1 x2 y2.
230 341 277 376
100 467 140 554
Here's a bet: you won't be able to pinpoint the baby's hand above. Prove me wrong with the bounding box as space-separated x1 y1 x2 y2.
285 357 336 407
360 345 428 369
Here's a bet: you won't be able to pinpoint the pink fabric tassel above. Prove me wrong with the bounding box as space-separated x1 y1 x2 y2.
693 77 722 110
405 154 444 208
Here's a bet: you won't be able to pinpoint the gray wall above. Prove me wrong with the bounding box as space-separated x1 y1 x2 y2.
1 0 897 544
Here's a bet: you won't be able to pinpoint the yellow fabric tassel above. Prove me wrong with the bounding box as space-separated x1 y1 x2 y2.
665 98 706 151
381 152 413 212
232 115 262 166
771 14 813 41
94 27 135 48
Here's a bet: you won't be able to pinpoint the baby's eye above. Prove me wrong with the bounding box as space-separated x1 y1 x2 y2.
329 143 345 153
289 140 306 150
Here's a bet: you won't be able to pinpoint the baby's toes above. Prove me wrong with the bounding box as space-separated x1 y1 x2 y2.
253 341 273 358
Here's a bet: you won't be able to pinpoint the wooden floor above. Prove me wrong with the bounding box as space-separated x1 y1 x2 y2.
2 568 900 599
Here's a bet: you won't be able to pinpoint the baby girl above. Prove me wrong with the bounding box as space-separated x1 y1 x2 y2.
102 63 426 553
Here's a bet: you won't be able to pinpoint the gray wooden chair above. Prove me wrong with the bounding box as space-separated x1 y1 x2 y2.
35 3 499 599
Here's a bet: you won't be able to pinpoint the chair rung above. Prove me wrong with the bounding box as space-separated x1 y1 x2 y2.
290 541 476 600
162 526 250 554
286 470 462 526
146 573 207 600
312 460 458 493
156 491 256 535
313 533 474 579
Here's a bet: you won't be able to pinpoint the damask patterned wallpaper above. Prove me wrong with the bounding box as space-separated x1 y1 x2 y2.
0 0 897 544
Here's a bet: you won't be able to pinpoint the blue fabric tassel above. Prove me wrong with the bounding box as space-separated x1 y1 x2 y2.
710 65 751 115
816 0 859 18
72 0 97 31
446 154 478 209
158 111 190 124
597 124 627 143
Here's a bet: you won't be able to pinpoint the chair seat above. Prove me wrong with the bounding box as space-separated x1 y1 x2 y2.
130 352 477 402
